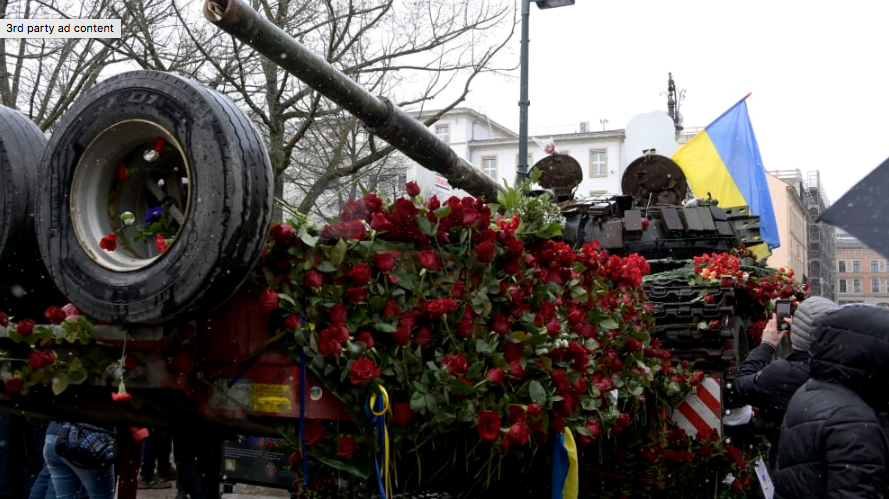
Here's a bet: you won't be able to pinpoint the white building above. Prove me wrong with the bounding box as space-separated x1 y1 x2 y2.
408 108 681 199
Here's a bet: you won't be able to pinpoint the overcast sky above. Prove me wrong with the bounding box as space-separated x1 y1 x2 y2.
456 0 889 204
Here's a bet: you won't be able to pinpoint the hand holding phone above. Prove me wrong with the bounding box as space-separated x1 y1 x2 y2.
775 299 792 332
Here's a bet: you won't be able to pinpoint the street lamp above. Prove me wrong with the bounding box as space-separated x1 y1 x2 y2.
518 0 575 179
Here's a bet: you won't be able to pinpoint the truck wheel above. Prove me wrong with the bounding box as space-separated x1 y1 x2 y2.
0 105 46 270
35 70 274 324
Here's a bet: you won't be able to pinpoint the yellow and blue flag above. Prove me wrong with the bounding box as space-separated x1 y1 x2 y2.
672 95 779 258
552 428 578 499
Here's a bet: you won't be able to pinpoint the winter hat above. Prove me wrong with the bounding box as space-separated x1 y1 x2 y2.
791 296 838 352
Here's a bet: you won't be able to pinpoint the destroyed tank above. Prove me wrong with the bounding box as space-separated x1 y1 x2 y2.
535 152 768 375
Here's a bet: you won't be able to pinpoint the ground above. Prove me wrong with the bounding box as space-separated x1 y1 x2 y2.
136 483 289 499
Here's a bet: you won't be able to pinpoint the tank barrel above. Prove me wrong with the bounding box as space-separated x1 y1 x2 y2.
203 0 504 201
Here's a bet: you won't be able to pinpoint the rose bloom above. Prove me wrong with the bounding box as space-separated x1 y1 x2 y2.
318 333 343 358
393 327 411 346
260 288 280 312
155 234 168 253
345 287 368 302
405 181 421 197
349 358 381 385
441 353 468 376
304 270 323 288
507 422 531 445
390 402 414 425
335 435 357 458
3 376 23 393
355 331 375 349
284 314 300 331
61 303 80 320
348 263 372 286
413 327 433 347
476 411 502 442
373 251 400 273
303 420 327 446
111 392 133 402
415 250 442 271
270 223 295 245
99 233 117 251
474 240 496 263
491 314 510 335
0 310 7 327
15 318 35 337
45 306 66 325
27 352 54 370
485 367 505 386
329 303 348 325
370 213 392 232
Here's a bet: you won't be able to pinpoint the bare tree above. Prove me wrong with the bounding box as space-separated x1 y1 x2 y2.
0 0 126 130
109 0 515 216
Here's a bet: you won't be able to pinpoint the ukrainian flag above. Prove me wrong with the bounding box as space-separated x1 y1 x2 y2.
672 95 779 258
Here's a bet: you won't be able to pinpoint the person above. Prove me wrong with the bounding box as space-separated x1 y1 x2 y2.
774 304 889 498
0 414 48 499
42 422 115 499
139 429 177 489
731 296 837 468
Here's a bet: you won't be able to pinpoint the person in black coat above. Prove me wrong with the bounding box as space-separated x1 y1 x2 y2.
731 296 837 468
775 303 889 499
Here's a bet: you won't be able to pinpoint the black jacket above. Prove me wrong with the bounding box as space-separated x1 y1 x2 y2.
775 304 889 499
733 343 809 439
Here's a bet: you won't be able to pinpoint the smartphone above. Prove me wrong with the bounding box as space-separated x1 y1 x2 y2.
775 299 792 332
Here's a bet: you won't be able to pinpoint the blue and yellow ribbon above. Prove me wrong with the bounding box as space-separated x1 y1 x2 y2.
365 385 391 499
552 428 578 499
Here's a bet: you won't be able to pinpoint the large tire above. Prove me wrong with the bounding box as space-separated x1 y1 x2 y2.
35 71 273 324
0 105 51 316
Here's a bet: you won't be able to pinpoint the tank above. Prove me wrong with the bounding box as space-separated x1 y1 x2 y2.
537 151 769 373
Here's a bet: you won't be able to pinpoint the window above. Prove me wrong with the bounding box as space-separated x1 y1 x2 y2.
853 278 862 293
872 259 882 273
482 156 497 179
590 150 607 177
435 124 450 144
853 259 861 273
838 260 847 273
873 278 881 293
839 280 847 293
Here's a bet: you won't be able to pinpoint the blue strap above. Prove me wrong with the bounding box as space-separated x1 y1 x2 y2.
365 393 387 499
299 349 308 485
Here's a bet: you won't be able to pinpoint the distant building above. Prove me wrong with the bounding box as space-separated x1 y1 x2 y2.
835 229 889 306
765 170 808 278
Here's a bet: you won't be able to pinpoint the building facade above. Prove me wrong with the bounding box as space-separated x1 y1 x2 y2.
765 171 808 277
835 230 889 306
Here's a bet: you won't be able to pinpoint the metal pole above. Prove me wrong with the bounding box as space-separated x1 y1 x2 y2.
517 0 531 179
204 0 503 201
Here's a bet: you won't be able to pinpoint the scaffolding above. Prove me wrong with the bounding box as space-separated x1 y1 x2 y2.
804 171 837 301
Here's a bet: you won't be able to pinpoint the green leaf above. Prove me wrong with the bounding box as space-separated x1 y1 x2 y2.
574 425 593 437
475 339 493 355
434 206 452 219
449 379 475 396
425 393 439 413
299 232 319 248
316 261 338 273
581 397 597 411
52 374 69 395
410 391 427 411
416 215 437 237
330 239 348 266
67 369 88 384
316 456 370 480
570 286 588 302
510 331 532 343
373 322 397 333
598 318 619 330
529 380 547 405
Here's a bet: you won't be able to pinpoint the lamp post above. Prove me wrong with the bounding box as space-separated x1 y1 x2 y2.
517 0 576 179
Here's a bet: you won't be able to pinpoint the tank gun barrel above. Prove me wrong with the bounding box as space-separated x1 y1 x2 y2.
203 0 503 201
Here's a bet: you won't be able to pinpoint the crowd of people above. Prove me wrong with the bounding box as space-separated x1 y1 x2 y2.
732 300 889 498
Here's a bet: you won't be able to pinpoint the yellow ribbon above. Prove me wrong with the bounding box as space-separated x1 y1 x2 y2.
369 385 391 499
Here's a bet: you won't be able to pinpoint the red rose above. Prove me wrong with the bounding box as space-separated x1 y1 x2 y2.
474 240 496 263
709 320 720 330
345 287 368 302
356 331 375 349
442 353 468 376
491 315 510 335
304 270 323 288
383 300 401 318
0 310 7 327
304 420 327 446
3 376 23 393
585 419 601 439
99 233 117 251
28 351 56 370
623 338 644 353
415 250 442 271
261 288 280 311
476 411 502 442
15 318 35 337
641 219 651 229
363 193 384 214
414 327 433 347
427 298 457 320
486 367 505 386
284 314 300 331
61 303 80 319
318 331 343 358
507 422 531 445
349 358 381 385
155 234 168 253
270 224 296 245
527 403 542 418
329 304 348 325
111 392 133 402
393 326 411 346
391 402 414 425
124 353 139 371
335 435 356 458
370 213 392 232
405 181 421 197
288 452 302 471
373 251 400 273
613 413 631 435
348 263 372 286
44 306 66 325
